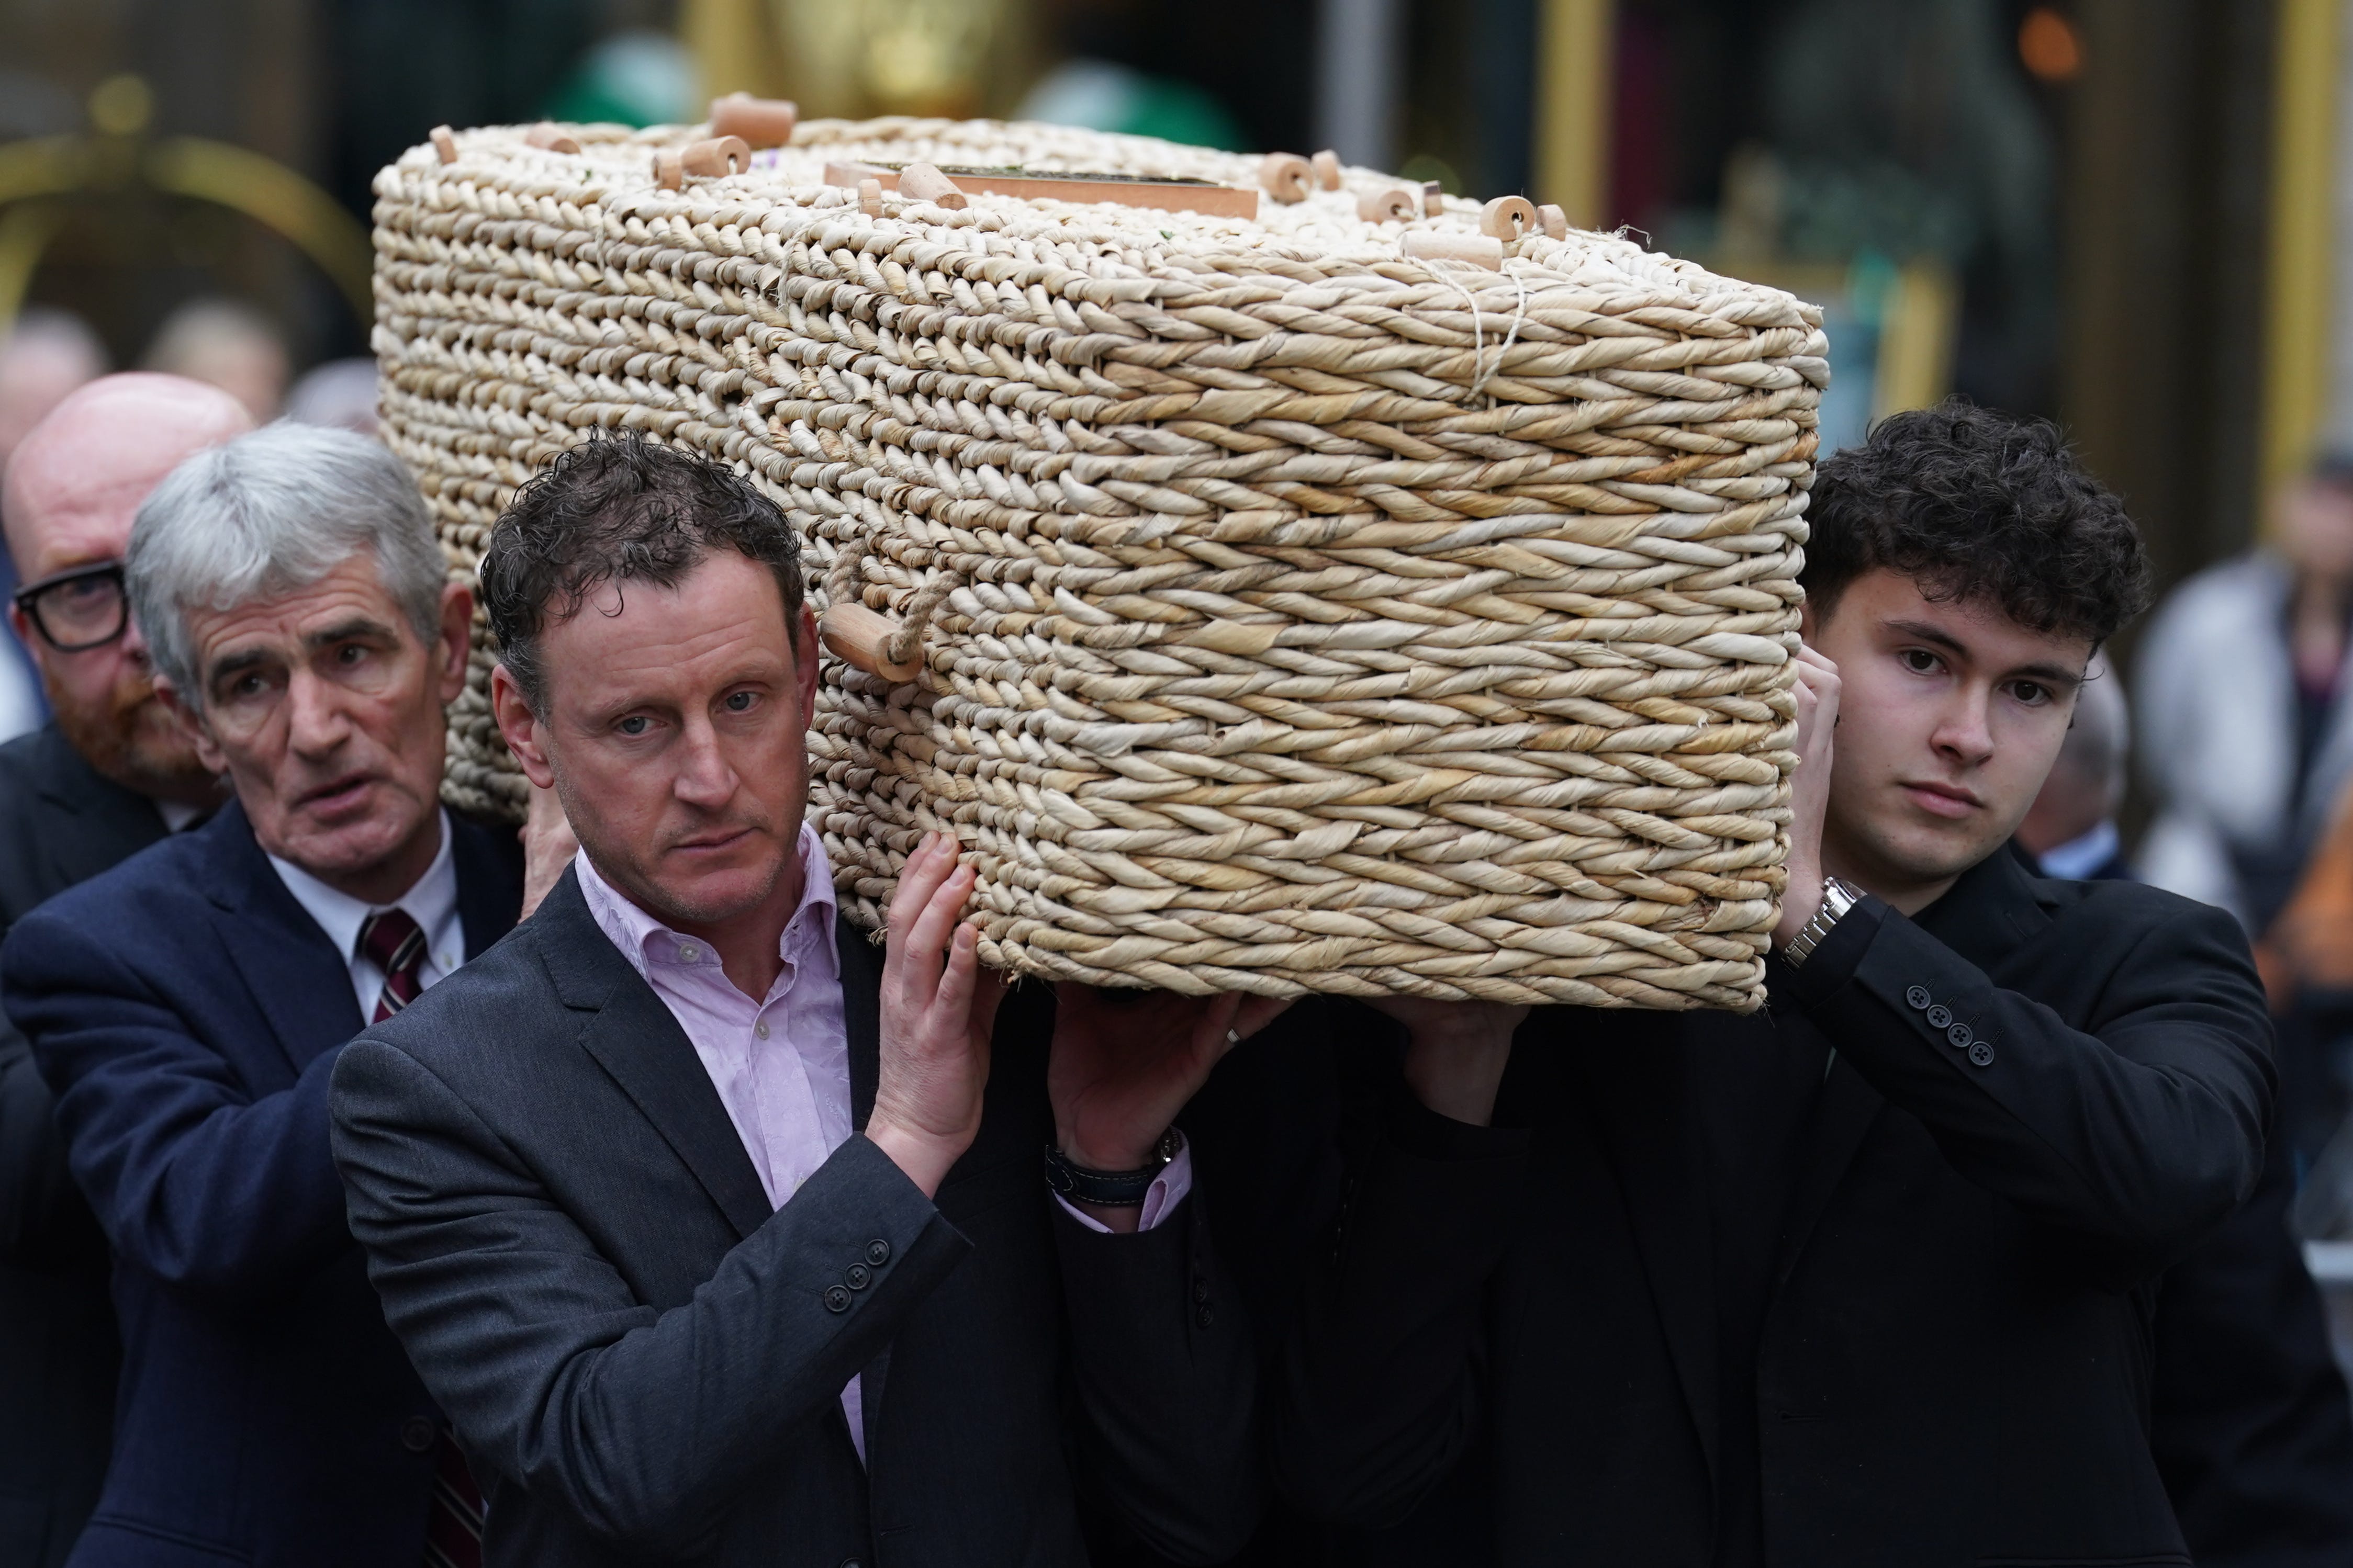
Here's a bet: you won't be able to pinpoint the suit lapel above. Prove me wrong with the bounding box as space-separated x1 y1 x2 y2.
198 805 523 1079
829 913 891 1459
837 915 881 1131
198 799 364 1075
1770 1034 1883 1287
1769 847 2052 1285
1922 843 2055 969
536 871 775 1240
1576 1026 1721 1490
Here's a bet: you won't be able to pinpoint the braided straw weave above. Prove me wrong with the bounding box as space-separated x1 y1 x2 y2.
374 117 1827 1009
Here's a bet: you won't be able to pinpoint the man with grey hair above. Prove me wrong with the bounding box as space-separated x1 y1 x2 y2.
0 422 523 1568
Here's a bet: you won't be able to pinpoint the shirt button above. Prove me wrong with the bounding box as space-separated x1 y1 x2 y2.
1925 1005 1953 1030
1904 985 1932 1010
1946 1022 1973 1049
1968 1040 1997 1068
755 1021 770 1040
678 943 700 963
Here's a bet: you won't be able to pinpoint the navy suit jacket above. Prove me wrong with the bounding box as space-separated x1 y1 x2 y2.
0 725 175 1567
1 798 522 1568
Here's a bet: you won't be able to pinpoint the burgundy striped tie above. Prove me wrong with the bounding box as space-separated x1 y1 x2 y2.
357 908 429 1024
358 911 487 1565
423 1430 484 1568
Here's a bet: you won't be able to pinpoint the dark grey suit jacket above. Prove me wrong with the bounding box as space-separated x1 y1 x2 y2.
330 867 1260 1568
0 725 173 1567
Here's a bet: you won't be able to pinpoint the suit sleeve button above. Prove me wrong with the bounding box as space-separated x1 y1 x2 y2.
1905 985 1932 1010
1968 1040 1996 1068
865 1239 891 1267
1925 1005 1952 1029
400 1416 436 1453
1946 1022 1973 1048
844 1263 871 1291
1194 1303 1215 1329
1192 1276 1211 1304
823 1284 852 1313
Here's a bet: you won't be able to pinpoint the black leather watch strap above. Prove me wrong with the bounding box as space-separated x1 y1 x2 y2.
1044 1127 1184 1206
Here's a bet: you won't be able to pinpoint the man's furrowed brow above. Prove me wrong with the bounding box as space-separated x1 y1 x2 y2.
304 615 399 649
579 684 670 727
206 646 272 686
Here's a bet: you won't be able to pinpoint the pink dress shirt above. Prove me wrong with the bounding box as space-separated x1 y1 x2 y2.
575 825 1191 1462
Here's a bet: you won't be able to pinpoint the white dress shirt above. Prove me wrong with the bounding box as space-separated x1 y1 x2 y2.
2036 819 2123 882
268 807 463 1020
575 824 1192 1463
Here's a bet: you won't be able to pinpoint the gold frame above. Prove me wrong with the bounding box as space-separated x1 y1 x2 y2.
1535 0 1615 230
2262 0 2343 496
0 87 374 334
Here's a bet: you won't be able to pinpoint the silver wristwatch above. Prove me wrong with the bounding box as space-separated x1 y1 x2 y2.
1781 876 1863 969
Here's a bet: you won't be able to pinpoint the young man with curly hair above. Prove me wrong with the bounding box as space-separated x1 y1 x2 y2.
1242 404 2276 1567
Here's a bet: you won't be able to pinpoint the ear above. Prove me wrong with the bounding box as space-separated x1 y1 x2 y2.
435 581 473 705
490 662 555 790
792 603 820 720
7 605 46 684
153 676 226 775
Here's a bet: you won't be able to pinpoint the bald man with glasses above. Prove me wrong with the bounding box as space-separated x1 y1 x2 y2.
3 375 245 820
0 373 248 1566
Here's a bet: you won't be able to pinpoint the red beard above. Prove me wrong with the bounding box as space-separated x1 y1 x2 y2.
49 671 217 802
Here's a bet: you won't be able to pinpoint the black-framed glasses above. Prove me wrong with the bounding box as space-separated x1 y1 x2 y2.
13 560 129 652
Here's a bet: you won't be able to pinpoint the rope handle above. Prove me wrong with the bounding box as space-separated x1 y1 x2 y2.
818 537 958 684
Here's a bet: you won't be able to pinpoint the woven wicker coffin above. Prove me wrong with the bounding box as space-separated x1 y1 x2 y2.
374 116 1827 1009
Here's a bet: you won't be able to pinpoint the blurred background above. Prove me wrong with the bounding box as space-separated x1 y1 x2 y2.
20 0 2353 1298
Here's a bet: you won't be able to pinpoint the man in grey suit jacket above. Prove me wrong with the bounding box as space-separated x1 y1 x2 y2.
331 436 1292 1567
0 375 246 1566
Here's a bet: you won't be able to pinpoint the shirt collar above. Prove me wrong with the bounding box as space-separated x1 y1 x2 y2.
2034 819 2121 882
268 807 457 960
576 821 837 981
